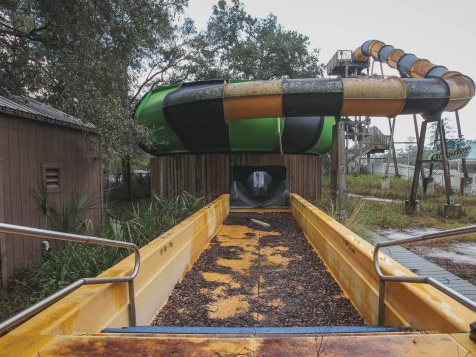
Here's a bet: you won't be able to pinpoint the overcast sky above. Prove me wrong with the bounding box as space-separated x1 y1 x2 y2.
185 0 476 144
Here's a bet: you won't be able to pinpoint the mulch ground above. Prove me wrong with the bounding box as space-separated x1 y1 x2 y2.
151 212 364 327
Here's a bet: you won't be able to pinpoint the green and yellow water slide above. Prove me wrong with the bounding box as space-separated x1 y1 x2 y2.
1 41 476 356
135 39 474 156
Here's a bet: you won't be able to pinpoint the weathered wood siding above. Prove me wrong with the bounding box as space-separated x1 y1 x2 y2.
0 112 103 286
150 154 229 201
150 154 322 202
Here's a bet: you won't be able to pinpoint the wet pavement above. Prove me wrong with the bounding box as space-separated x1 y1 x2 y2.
371 229 476 303
425 242 476 265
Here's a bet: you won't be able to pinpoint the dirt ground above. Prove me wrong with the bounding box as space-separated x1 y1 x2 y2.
152 212 365 327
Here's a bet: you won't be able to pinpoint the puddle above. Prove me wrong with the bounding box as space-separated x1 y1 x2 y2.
373 228 441 241
426 242 476 265
372 228 476 266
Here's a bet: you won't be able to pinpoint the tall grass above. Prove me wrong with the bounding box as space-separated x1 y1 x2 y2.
0 192 206 323
319 173 476 236
103 191 206 245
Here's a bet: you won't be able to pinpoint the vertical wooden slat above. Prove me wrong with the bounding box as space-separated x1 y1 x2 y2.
0 117 8 287
149 153 322 202
168 156 174 198
28 123 40 229
35 120 46 229
18 120 36 260
0 156 7 288
1 116 12 282
8 117 26 271
159 157 164 197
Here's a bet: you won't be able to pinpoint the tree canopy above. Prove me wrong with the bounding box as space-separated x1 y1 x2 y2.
192 0 324 80
0 0 191 159
1 0 325 160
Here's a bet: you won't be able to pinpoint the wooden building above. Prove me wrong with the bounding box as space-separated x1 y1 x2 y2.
150 153 323 203
0 95 103 287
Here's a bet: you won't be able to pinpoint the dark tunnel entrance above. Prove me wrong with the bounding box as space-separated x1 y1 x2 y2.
230 166 290 208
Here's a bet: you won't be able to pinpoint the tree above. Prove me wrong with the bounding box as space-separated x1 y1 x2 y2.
0 0 192 159
395 137 418 165
193 0 324 80
426 116 456 149
1 0 327 161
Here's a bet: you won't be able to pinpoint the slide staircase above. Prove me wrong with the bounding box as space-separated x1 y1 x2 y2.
347 126 391 163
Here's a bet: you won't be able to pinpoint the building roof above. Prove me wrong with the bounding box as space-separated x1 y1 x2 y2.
0 94 97 133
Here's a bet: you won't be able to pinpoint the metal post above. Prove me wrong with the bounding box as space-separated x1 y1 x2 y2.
455 110 469 179
413 114 425 180
437 118 453 204
128 281 137 326
409 120 427 203
386 117 398 177
378 280 386 326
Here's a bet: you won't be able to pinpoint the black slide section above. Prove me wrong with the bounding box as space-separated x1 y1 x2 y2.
281 116 323 153
401 78 449 115
282 78 343 117
163 80 230 153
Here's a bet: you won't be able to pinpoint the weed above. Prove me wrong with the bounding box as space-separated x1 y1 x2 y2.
319 173 476 240
0 191 206 324
31 184 98 234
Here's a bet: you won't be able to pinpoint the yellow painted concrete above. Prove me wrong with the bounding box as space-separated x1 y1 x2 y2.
289 193 476 333
1 193 475 356
0 195 229 356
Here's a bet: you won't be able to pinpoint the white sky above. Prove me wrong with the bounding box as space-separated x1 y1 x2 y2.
185 0 476 145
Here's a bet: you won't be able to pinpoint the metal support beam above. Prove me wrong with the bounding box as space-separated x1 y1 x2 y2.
413 114 426 180
437 118 454 205
455 110 469 179
386 117 398 177
409 120 427 204
330 121 338 204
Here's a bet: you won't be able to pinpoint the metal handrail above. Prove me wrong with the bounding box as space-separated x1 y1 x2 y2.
0 222 140 334
373 224 476 325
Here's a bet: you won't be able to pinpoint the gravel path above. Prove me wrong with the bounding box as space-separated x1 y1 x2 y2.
151 212 364 327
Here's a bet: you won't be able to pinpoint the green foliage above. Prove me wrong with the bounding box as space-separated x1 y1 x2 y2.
315 189 373 242
321 173 476 237
345 174 418 200
31 184 97 234
0 192 206 323
103 191 206 245
193 0 325 80
0 0 190 159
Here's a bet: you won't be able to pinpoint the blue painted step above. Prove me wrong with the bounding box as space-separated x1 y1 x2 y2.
103 325 410 335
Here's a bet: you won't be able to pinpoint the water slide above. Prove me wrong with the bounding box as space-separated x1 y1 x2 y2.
134 39 474 157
